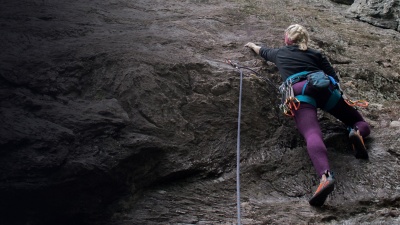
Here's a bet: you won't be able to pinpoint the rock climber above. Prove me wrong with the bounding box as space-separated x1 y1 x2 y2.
245 24 371 206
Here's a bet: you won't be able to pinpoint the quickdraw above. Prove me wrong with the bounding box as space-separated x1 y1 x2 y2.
338 84 369 108
225 59 239 69
343 96 369 108
225 59 279 92
279 81 300 117
225 59 300 117
224 59 282 122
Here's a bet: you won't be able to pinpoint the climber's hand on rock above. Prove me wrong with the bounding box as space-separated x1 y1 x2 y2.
245 42 255 48
245 42 260 55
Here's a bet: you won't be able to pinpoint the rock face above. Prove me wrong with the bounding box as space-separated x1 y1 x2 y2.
0 0 399 224
348 0 400 31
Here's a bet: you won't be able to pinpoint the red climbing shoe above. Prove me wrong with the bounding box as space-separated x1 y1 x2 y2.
349 128 368 159
309 171 335 207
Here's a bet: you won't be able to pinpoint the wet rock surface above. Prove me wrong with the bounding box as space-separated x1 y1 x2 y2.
0 0 399 224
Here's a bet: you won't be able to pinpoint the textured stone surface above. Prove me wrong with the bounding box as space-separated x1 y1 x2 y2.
0 0 399 224
348 0 400 31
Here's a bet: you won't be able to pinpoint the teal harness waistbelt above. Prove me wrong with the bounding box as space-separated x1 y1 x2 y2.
285 71 310 85
284 71 341 111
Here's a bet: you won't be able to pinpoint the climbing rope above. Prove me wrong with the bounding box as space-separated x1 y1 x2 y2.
224 59 243 224
236 67 243 225
225 59 280 225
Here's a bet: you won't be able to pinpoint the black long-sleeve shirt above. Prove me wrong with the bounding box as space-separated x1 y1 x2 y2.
259 45 339 82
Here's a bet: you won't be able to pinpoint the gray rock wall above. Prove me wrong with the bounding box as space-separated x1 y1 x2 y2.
349 0 400 31
0 0 399 224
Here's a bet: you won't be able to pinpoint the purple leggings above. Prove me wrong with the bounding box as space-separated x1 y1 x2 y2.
292 80 370 177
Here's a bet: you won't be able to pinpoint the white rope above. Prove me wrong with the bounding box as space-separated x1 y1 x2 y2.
236 68 243 225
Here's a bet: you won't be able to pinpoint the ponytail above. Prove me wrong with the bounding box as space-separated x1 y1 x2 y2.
285 24 309 51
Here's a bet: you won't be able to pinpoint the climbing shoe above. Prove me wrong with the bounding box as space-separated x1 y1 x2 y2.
349 128 368 159
309 171 335 207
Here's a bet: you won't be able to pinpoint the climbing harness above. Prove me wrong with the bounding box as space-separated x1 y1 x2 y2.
279 71 369 117
279 71 311 117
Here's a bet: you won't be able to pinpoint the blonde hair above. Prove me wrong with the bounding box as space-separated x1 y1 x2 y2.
285 24 309 50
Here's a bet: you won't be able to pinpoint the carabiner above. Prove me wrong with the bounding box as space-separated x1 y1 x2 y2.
290 97 300 110
353 100 369 108
345 99 368 108
225 59 238 69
